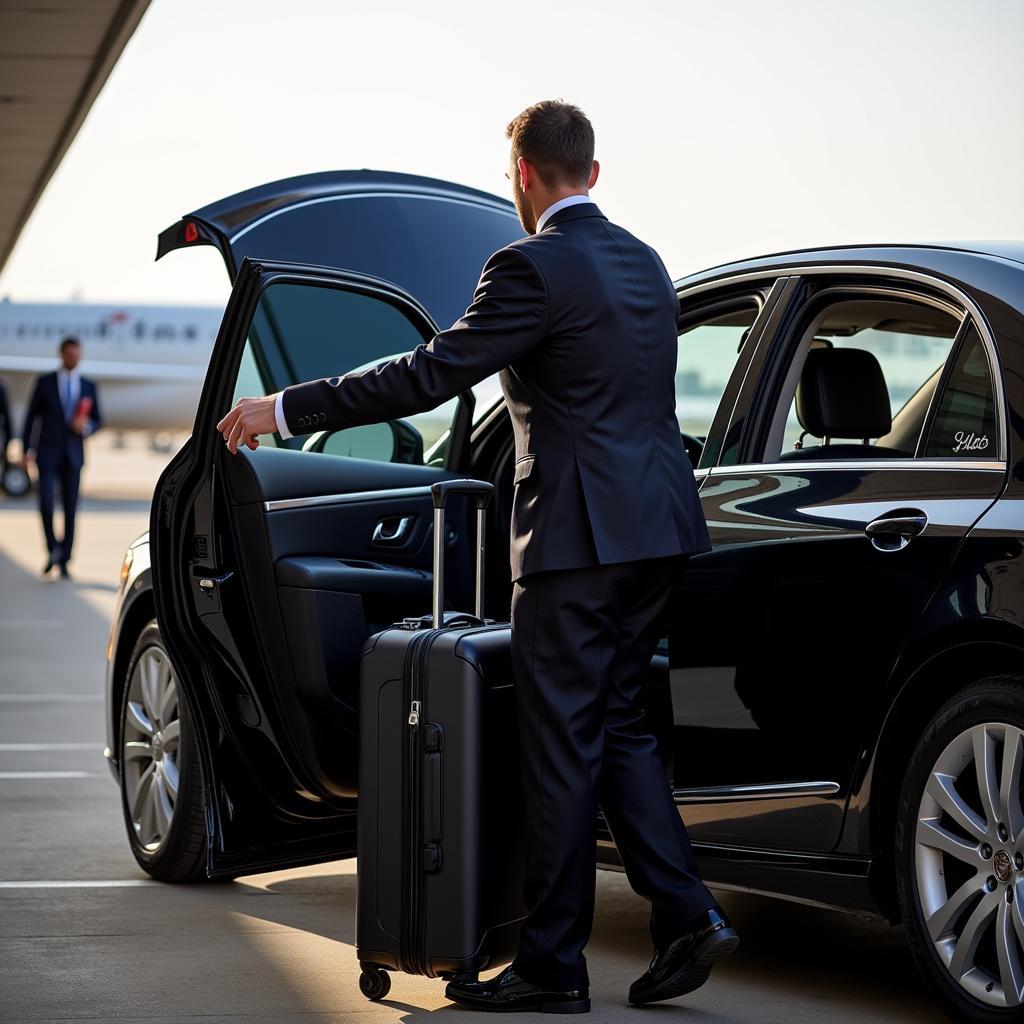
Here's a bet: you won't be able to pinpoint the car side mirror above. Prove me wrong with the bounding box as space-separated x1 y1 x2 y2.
303 419 425 465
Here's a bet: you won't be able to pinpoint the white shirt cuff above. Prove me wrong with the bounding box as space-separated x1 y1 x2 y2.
274 391 292 439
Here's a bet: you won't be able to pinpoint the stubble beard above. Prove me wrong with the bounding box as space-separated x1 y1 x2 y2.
511 180 536 234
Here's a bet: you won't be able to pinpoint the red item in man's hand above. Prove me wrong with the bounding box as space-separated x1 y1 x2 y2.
74 396 93 419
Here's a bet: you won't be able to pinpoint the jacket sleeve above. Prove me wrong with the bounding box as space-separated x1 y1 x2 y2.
280 245 548 436
21 379 41 452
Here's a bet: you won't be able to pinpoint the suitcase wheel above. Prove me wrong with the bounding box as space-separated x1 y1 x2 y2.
359 966 392 1001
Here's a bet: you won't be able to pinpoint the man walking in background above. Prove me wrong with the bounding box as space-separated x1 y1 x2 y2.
218 100 737 1012
21 336 102 578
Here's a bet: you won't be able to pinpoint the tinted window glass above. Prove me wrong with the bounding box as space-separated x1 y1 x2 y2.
231 196 523 329
765 297 961 461
922 324 997 458
231 282 457 464
676 305 758 441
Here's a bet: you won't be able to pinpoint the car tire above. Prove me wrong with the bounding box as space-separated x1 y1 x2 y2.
896 675 1024 1022
118 621 208 882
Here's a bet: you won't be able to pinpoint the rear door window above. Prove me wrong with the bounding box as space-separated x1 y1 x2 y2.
760 295 964 462
230 281 457 464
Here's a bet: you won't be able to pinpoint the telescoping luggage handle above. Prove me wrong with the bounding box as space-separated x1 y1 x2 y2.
430 479 493 629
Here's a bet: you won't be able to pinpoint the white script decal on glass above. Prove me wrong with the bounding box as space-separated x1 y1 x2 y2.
953 430 989 453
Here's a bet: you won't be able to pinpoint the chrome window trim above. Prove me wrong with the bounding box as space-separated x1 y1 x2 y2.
268 468 709 510
706 459 1005 475
263 484 434 513
675 263 1007 463
231 192 520 244
673 781 841 803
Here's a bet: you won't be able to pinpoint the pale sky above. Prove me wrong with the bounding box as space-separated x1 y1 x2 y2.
1 0 1022 308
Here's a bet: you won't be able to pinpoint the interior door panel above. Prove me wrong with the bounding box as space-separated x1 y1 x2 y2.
219 443 479 799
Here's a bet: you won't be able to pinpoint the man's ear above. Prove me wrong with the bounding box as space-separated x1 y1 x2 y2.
517 156 531 192
587 160 600 190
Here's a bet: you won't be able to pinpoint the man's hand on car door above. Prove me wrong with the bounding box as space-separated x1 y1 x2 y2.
217 395 278 454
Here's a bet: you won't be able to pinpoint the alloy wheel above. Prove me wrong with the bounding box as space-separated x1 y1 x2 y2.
915 722 1024 1008
122 645 181 852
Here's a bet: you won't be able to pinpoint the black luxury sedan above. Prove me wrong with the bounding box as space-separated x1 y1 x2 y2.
103 170 1024 1023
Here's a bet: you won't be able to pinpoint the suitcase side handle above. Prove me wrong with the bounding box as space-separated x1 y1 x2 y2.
429 479 494 629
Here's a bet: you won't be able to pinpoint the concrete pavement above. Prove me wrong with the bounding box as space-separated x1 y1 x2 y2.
0 434 945 1023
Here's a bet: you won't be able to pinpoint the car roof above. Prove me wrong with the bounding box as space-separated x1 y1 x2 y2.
674 241 1024 312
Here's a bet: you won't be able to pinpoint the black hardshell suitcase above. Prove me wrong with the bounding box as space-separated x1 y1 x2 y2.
356 479 526 1001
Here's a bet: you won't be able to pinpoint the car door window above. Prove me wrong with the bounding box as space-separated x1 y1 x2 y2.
761 295 964 462
676 302 759 440
921 323 998 459
230 281 456 464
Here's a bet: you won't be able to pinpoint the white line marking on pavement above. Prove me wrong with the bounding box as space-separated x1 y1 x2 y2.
0 694 103 702
0 771 98 779
0 620 67 629
0 880 156 888
0 743 103 751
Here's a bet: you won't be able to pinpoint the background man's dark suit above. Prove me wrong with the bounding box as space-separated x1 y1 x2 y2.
279 201 716 989
22 372 102 566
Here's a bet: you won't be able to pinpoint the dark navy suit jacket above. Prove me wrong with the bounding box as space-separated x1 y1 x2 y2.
22 372 102 470
281 202 710 581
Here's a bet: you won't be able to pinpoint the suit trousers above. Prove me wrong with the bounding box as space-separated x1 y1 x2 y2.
36 460 81 564
509 555 715 990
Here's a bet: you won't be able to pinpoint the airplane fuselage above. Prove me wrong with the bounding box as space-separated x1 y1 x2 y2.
0 300 223 433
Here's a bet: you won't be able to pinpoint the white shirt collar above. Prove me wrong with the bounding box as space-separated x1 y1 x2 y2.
535 194 593 233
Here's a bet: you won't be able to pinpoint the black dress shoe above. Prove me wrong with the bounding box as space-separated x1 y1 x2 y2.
628 906 739 1005
446 965 590 1013
58 562 71 579
42 556 54 576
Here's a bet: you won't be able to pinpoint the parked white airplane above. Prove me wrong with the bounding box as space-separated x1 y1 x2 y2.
0 298 223 433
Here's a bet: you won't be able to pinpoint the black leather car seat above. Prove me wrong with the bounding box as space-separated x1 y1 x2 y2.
781 346 909 460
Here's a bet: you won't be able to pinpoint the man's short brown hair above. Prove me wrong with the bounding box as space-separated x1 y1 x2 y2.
506 100 594 188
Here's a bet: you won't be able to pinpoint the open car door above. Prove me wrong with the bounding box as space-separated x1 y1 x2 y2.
151 259 485 877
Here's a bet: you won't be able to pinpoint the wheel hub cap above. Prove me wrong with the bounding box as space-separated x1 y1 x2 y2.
915 722 1024 1009
995 850 1014 883
122 646 181 854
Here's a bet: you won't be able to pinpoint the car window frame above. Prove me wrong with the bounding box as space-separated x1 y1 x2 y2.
684 265 1007 472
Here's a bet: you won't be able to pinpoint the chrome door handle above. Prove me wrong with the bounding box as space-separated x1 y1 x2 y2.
197 571 234 590
372 516 412 545
864 508 928 552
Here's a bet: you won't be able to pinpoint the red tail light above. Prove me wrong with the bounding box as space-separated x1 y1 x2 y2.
184 221 199 243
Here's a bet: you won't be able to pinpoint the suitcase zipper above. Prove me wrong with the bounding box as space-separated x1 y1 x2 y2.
400 628 438 976
399 630 423 974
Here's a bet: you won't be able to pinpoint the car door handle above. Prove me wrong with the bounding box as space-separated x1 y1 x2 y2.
372 516 412 545
197 571 234 590
864 508 928 552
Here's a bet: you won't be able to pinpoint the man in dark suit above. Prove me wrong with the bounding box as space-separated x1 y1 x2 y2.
21 337 102 577
219 100 737 1012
